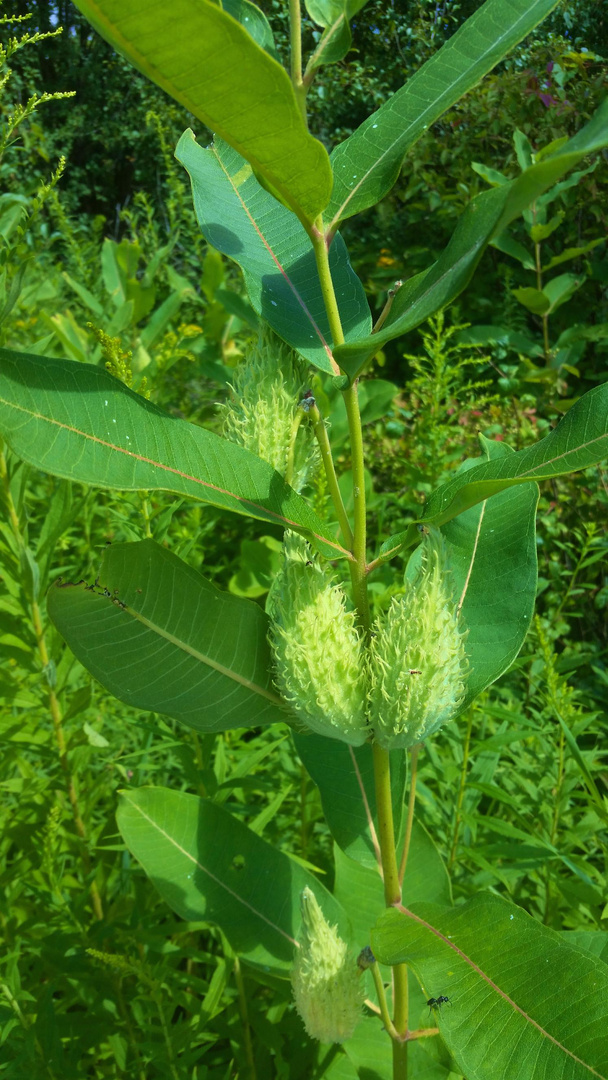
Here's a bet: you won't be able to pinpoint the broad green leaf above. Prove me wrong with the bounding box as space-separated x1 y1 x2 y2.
372 893 608 1080
0 348 348 561
47 540 286 734
378 380 608 563
405 439 539 710
293 733 407 869
176 132 371 374
117 786 348 974
71 0 331 225
561 932 608 964
334 823 451 946
326 0 560 229
333 99 608 379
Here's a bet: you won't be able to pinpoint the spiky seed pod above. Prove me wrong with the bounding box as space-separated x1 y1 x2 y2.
291 887 364 1044
269 533 368 746
368 529 468 750
221 327 319 491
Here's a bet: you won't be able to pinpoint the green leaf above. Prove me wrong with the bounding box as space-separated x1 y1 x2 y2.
529 210 565 242
513 129 533 171
176 132 371 375
0 348 348 561
117 786 348 974
407 439 539 709
48 540 286 734
490 232 535 270
543 238 606 271
378 381 608 562
371 893 608 1080
543 272 585 313
512 286 551 315
333 98 608 379
71 0 331 225
334 823 451 946
220 0 276 56
471 161 509 187
293 734 407 869
326 0 560 229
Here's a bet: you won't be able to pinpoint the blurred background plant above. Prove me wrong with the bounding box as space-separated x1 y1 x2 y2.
0 1 607 1076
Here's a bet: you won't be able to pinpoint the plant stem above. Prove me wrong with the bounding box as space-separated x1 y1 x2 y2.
308 401 353 547
373 743 401 906
288 0 307 123
371 962 398 1038
399 744 421 886
534 230 551 363
312 213 408 1080
310 223 344 361
448 709 473 871
234 956 258 1080
0 451 103 920
285 409 304 488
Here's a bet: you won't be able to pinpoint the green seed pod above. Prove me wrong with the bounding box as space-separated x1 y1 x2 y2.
368 529 468 750
291 887 364 1043
222 327 318 491
269 533 368 746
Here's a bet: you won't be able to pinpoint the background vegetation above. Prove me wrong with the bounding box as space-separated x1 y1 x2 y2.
0 1 607 1076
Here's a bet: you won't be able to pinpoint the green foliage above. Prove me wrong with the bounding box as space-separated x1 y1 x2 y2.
0 3 607 1079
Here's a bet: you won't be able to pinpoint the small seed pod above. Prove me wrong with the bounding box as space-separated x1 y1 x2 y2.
368 529 468 750
222 327 318 491
291 887 364 1044
269 533 368 746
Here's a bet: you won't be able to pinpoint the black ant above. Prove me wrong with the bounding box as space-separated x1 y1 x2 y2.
427 995 451 1015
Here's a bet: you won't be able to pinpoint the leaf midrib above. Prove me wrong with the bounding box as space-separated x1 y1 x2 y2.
123 796 298 947
0 393 350 559
399 904 607 1079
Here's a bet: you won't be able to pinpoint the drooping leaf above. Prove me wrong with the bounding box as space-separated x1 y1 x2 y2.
176 132 371 374
378 381 608 563
334 99 608 379
117 786 349 974
326 0 561 229
0 348 348 560
48 540 286 734
293 734 407 869
71 0 331 225
372 893 608 1080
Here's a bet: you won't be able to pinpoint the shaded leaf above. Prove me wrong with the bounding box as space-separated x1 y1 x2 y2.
293 734 407 869
176 132 371 374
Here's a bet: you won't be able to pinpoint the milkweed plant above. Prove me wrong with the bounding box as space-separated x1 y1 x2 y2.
1 1 608 1078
